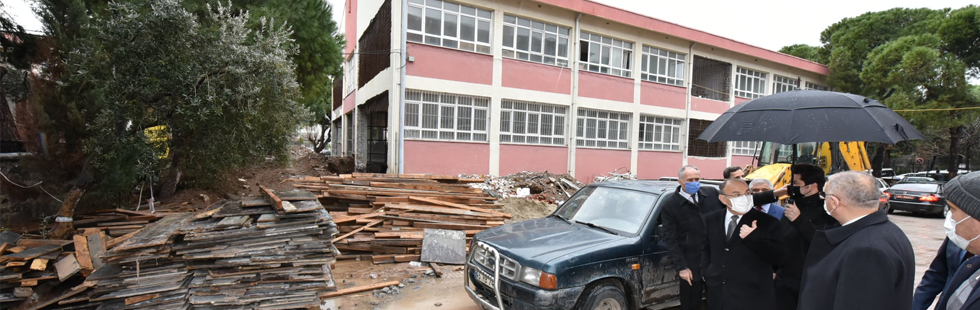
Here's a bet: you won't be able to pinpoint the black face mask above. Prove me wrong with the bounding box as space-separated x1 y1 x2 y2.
789 185 806 200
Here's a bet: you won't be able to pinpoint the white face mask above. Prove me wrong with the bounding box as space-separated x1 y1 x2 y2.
945 212 980 250
824 199 835 216
729 195 753 214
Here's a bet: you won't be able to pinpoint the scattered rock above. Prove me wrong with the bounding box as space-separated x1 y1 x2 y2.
411 274 418 278
424 270 435 276
369 301 379 306
407 278 416 284
435 302 443 307
377 292 387 299
397 283 405 288
370 274 378 279
381 287 391 294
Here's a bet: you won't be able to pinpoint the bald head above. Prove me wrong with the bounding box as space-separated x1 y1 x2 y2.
826 171 881 210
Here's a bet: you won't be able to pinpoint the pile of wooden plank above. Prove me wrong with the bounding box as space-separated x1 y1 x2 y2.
0 209 166 309
55 189 341 309
291 173 510 264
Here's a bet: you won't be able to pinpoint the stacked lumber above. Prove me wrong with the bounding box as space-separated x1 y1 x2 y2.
63 189 340 309
0 210 165 309
291 173 510 264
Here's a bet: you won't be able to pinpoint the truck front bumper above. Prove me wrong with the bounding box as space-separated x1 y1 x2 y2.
465 262 584 310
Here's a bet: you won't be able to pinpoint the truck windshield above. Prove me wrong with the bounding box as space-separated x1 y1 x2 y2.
556 186 658 235
758 142 819 166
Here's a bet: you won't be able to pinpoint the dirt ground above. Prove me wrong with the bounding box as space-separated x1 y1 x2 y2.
497 197 558 223
324 259 476 310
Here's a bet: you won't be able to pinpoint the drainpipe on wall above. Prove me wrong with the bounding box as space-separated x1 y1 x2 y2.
398 0 408 174
568 13 582 177
682 42 696 165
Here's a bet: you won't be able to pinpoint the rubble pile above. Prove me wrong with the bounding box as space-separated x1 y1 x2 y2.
593 168 637 183
469 171 584 204
0 189 340 309
291 173 509 264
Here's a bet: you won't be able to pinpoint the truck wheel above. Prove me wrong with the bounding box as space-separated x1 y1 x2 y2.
575 283 627 310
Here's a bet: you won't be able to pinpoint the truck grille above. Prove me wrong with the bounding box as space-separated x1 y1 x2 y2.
472 242 521 280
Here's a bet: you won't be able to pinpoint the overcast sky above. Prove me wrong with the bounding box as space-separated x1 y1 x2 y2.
4 0 976 51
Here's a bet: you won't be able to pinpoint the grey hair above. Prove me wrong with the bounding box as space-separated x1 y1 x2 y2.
749 178 773 189
826 171 881 210
678 165 700 179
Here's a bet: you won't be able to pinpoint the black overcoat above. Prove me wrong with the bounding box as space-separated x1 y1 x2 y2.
701 208 787 310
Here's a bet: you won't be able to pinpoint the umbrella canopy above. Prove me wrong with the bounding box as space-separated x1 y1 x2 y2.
696 90 925 145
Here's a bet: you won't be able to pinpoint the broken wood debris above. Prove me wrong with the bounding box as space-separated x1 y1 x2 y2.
292 173 510 264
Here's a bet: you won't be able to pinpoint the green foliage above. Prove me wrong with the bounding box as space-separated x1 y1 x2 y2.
66 0 304 196
779 44 823 64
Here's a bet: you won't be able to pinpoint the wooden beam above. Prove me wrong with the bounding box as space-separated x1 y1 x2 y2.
320 281 400 298
429 262 444 277
331 220 384 243
409 196 510 219
72 235 93 275
260 186 283 212
54 254 81 281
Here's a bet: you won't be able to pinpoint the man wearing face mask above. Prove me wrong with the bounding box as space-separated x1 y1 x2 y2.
701 179 787 310
661 165 786 310
913 236 971 310
934 171 980 310
798 171 914 310
774 164 839 310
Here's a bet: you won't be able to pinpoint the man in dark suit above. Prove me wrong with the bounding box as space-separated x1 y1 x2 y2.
913 238 971 310
749 178 785 220
798 171 914 310
662 165 786 310
934 171 980 310
701 179 787 310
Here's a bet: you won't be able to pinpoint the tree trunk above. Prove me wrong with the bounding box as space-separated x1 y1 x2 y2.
928 155 938 172
47 188 85 239
949 126 963 179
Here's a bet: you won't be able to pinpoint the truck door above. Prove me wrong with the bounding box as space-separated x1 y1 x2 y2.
639 192 680 308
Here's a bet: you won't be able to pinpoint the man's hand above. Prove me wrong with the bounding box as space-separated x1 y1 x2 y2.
740 220 758 239
679 268 693 286
774 184 789 198
785 203 800 222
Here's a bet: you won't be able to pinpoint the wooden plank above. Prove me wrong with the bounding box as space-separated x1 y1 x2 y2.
96 220 149 227
1 245 60 261
395 255 421 262
29 258 48 271
125 294 160 305
429 262 445 277
320 280 400 298
0 231 22 245
384 204 495 218
106 229 140 250
332 212 380 224
260 186 284 212
93 209 160 217
409 196 510 218
331 220 384 243
374 231 423 239
72 235 94 275
0 243 10 255
112 213 192 252
414 222 491 230
16 239 72 248
54 254 81 281
14 279 97 310
86 232 106 271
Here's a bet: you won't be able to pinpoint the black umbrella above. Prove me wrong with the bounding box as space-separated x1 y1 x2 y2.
696 90 925 145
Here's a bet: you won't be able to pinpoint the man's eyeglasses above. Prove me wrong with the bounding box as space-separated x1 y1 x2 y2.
724 191 751 198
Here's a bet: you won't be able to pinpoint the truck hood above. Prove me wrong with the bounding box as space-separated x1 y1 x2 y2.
475 217 624 267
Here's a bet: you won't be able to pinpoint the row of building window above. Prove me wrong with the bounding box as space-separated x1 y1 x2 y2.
402 0 827 99
404 90 756 156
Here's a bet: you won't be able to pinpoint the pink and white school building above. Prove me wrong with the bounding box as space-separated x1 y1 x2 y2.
333 0 829 182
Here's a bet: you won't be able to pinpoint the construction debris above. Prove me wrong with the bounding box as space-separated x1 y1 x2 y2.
593 168 637 183
290 173 508 264
0 189 340 309
469 171 584 204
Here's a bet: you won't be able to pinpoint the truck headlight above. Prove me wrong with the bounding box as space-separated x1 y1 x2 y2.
520 267 557 289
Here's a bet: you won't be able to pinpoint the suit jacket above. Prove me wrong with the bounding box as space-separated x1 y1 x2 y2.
798 210 915 310
763 203 785 220
775 194 839 292
936 256 980 310
701 208 787 310
913 238 969 310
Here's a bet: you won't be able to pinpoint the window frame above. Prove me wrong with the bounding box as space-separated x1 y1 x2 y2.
404 90 490 142
406 0 493 54
640 46 686 86
772 75 799 94
578 31 633 78
734 67 768 99
502 15 571 67
805 82 829 91
638 115 683 151
731 141 760 156
499 100 568 146
344 56 356 96
575 108 631 149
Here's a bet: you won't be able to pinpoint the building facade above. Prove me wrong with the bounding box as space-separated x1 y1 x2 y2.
334 0 829 182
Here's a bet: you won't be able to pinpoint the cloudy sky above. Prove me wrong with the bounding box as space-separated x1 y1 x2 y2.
4 0 976 51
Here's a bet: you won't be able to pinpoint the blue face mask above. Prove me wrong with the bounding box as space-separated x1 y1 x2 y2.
685 181 701 194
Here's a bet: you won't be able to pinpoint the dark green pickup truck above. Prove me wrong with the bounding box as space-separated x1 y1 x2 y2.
465 180 688 310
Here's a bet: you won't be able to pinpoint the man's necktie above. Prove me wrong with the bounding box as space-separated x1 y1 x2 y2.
727 215 739 239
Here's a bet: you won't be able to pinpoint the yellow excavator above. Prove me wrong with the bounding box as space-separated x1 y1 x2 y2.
745 141 872 188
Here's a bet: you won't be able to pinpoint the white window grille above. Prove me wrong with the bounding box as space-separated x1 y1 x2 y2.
731 141 760 156
576 108 630 149
406 0 492 54
578 32 633 78
639 115 682 151
735 67 768 99
499 100 567 146
641 46 685 86
344 56 356 96
502 15 570 67
773 75 799 94
805 82 829 91
405 90 489 142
